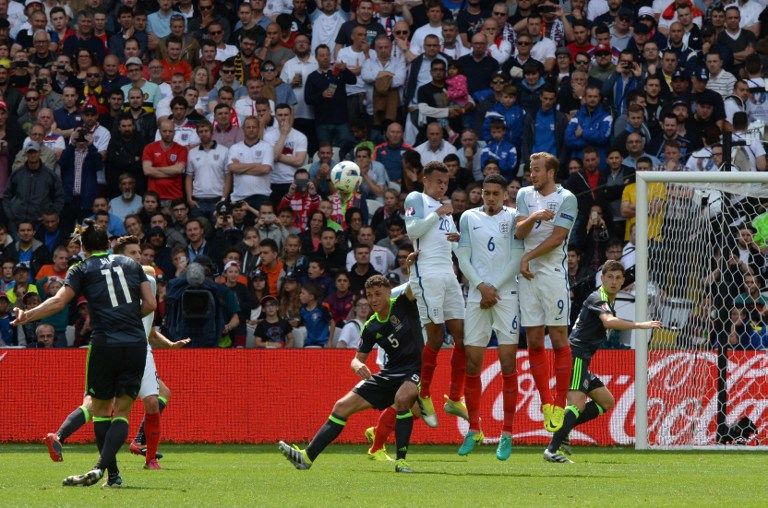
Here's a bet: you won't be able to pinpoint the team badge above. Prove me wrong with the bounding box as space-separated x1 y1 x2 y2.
390 315 400 327
547 202 558 212
213 154 219 161
181 133 189 142
170 154 177 162
499 221 511 235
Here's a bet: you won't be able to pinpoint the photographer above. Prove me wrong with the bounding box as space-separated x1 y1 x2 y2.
277 168 320 234
211 201 244 267
255 201 289 252
60 126 104 226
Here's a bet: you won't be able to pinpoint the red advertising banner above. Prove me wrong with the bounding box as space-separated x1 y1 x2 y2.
0 349 765 446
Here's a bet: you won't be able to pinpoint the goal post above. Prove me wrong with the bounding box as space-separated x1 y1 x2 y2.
634 171 768 450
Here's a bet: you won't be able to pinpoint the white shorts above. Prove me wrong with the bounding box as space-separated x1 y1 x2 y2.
464 294 520 347
138 347 160 399
518 267 570 327
410 271 465 326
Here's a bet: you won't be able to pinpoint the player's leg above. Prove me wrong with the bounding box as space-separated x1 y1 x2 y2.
548 325 571 431
392 379 418 473
456 303 489 455
518 276 555 428
133 349 162 468
443 275 468 417
419 321 444 425
368 406 395 458
544 389 585 463
46 395 94 462
495 343 519 461
133 380 170 453
304 391 372 462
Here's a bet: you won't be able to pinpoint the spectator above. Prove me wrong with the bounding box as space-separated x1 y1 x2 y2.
3 141 63 225
211 103 244 148
336 295 371 348
59 128 103 225
297 281 333 347
623 132 661 169
373 122 411 185
347 244 380 295
312 227 347 275
125 87 159 145
270 103 308 205
35 245 69 281
121 57 161 113
220 260 254 348
0 290 12 346
34 211 68 254
565 85 612 161
520 84 567 164
185 120 228 221
729 307 768 350
355 145 390 201
457 32 499 97
304 44 356 147
480 118 517 179
280 234 309 280
277 168 320 233
705 51 736 98
311 0 345 53
109 173 143 222
376 216 407 258
142 118 188 206
15 221 51 277
62 10 105 63
362 35 405 132
254 294 294 348
257 238 284 296
415 122 457 166
304 257 334 298
567 244 596 330
345 224 394 275
226 115 273 209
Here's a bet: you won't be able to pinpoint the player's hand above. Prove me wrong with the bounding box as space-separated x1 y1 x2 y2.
404 250 419 268
170 338 191 348
354 364 372 379
478 283 499 309
445 232 460 242
520 258 534 280
532 208 555 222
11 307 27 326
435 202 453 216
640 320 663 329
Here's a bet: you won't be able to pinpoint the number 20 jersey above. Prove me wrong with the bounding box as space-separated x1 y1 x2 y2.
65 253 149 346
404 191 455 275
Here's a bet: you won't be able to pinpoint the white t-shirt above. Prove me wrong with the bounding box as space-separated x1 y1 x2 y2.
458 206 523 302
410 24 444 56
155 119 200 148
227 140 274 200
404 191 455 275
335 46 372 96
280 56 319 120
337 319 364 348
187 143 230 198
345 244 395 274
516 185 578 271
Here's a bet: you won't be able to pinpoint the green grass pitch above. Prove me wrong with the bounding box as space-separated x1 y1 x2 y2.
2 444 766 507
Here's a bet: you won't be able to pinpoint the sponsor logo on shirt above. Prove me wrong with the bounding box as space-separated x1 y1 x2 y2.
560 213 574 221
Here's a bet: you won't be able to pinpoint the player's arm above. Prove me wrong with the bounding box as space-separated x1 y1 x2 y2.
350 351 372 379
403 191 439 239
12 285 75 324
149 328 190 348
600 312 662 331
140 280 157 317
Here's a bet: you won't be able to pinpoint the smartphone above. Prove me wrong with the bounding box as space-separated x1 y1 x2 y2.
327 83 337 95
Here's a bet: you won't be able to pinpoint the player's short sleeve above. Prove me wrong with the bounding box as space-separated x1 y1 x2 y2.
586 293 612 319
64 263 84 296
516 187 530 217
458 212 472 247
403 191 424 219
357 323 376 354
553 192 577 231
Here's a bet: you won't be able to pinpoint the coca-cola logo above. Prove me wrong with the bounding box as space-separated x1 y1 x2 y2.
458 351 767 446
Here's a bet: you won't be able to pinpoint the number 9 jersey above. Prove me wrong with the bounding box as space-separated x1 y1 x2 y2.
65 253 149 346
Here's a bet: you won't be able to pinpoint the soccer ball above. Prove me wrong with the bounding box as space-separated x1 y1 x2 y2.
330 161 362 194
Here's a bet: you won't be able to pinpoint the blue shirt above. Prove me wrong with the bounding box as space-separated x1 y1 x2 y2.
300 303 332 347
532 108 557 156
147 11 175 38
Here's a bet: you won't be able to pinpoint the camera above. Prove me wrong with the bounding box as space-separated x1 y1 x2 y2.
295 179 308 192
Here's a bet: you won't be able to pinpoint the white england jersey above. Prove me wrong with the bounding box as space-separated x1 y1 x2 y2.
458 206 523 302
143 274 157 349
516 185 577 270
404 191 455 276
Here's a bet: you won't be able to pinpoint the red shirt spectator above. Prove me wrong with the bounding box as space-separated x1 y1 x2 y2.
142 119 188 201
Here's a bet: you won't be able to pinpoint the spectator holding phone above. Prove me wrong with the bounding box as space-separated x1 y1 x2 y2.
277 168 319 233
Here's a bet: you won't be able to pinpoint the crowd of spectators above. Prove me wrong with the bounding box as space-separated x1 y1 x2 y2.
0 0 767 349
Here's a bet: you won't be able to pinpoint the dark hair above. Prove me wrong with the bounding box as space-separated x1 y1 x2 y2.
259 238 279 253
483 174 507 188
365 274 390 290
423 161 448 176
77 218 109 252
113 235 141 254
602 259 625 276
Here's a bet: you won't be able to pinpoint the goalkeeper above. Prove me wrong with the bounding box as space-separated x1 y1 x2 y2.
544 260 661 463
279 275 421 473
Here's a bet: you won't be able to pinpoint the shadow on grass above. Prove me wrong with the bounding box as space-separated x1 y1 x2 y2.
370 470 619 479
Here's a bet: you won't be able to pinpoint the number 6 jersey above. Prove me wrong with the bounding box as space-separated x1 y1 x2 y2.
65 252 149 346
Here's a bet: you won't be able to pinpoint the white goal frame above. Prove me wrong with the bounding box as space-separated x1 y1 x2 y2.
634 171 768 450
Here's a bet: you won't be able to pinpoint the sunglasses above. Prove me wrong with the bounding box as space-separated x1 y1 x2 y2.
262 68 276 72
209 30 222 35
517 41 531 46
492 79 506 84
395 30 409 35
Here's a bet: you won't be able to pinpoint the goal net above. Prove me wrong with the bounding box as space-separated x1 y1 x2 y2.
635 171 768 449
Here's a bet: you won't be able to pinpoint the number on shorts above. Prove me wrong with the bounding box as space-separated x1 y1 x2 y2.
511 316 518 330
534 220 541 229
557 299 564 315
100 266 132 307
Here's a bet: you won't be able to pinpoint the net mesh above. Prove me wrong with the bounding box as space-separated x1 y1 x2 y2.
644 179 768 448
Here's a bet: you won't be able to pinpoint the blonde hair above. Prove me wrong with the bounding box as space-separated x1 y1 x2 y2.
529 152 559 174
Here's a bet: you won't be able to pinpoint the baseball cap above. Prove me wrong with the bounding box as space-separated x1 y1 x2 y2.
671 98 690 110
125 56 143 68
672 69 690 81
22 290 40 302
251 269 267 280
25 0 44 7
555 47 570 57
283 270 296 281
23 140 40 153
594 43 611 55
216 200 233 216
82 104 98 115
13 262 30 274
618 7 633 19
693 67 709 81
260 295 278 306
638 6 654 18
633 22 651 35
223 260 240 272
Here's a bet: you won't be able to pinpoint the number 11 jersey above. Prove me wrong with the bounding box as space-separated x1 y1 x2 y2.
65 252 149 346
